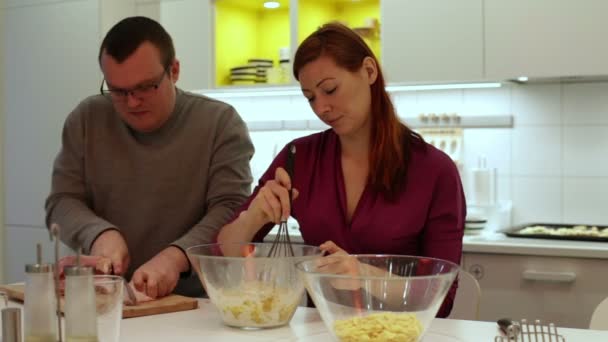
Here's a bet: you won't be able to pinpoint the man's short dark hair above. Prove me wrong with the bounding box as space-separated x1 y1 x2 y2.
98 16 175 69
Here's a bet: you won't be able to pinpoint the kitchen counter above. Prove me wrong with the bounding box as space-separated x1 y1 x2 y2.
120 299 607 341
2 299 606 341
462 232 608 259
266 229 608 259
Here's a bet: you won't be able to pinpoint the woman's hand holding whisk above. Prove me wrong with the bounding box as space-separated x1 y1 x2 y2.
217 167 299 245
248 167 299 225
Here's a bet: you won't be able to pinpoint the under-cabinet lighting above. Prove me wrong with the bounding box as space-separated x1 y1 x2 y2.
199 82 502 99
517 76 529 82
202 87 302 98
263 1 280 9
385 82 501 92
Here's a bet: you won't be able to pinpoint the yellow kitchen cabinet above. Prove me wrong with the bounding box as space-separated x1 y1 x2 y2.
214 0 291 87
212 0 380 88
297 0 381 61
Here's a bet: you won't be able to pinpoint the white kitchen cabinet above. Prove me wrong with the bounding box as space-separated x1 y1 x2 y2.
159 0 212 90
100 0 213 90
5 225 73 283
484 0 608 79
381 0 484 83
4 0 100 228
463 252 607 328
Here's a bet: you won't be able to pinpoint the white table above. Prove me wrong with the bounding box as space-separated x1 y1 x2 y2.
121 299 608 341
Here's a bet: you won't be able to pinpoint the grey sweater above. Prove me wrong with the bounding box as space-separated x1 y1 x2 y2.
45 88 254 295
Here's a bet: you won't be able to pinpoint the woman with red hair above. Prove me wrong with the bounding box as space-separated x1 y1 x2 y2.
218 22 465 317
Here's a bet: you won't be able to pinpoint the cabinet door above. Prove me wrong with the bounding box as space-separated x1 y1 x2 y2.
463 253 606 328
485 0 608 79
4 225 74 283
381 0 483 83
4 0 100 228
159 0 212 90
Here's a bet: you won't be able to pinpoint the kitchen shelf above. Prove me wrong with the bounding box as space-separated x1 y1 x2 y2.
403 115 513 129
245 115 513 132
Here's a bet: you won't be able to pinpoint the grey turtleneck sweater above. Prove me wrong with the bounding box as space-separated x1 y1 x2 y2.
45 88 254 295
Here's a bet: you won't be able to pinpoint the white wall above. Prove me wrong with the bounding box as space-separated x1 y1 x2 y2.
224 82 608 228
0 0 6 284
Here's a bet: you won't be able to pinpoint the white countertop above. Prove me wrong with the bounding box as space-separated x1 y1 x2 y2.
120 299 607 341
462 232 608 259
2 299 606 341
266 230 608 259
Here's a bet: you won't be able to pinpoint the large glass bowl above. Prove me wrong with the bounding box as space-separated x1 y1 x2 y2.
295 255 459 341
186 243 323 329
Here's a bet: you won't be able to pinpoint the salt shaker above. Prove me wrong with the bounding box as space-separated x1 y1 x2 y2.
64 256 98 342
24 247 58 342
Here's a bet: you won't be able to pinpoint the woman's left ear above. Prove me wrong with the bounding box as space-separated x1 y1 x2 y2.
362 57 378 85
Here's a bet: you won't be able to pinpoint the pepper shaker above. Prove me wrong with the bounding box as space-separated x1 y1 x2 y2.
24 244 58 342
64 251 98 342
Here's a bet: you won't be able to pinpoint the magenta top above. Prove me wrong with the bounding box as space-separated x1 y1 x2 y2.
239 129 465 317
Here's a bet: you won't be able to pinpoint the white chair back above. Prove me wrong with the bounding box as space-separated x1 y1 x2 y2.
590 296 608 330
448 270 481 321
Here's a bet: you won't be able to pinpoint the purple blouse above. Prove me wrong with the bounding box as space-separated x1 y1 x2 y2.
240 129 465 317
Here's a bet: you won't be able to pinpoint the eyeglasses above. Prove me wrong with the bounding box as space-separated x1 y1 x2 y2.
100 68 168 102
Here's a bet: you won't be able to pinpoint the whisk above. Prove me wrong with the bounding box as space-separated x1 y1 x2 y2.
267 143 296 258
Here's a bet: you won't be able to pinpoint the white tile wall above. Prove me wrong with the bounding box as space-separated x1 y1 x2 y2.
563 83 608 125
563 178 608 225
512 84 562 125
512 176 562 225
462 87 511 116
563 126 608 177
226 81 608 226
512 126 562 176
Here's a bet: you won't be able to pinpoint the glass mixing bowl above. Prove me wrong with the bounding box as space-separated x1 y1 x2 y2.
295 255 459 341
187 242 323 329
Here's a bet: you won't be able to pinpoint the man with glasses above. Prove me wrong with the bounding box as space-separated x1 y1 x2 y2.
45 17 254 298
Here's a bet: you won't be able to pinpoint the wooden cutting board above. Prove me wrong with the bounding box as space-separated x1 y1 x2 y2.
0 283 199 319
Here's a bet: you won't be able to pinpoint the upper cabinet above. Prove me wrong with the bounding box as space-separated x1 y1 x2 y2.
212 0 380 88
100 0 213 90
158 0 213 90
214 0 292 87
484 0 608 80
381 0 484 84
298 0 381 60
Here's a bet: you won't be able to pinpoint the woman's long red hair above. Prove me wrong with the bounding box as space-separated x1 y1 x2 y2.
293 22 423 200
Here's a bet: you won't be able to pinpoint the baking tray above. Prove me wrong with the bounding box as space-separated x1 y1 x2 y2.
503 223 608 242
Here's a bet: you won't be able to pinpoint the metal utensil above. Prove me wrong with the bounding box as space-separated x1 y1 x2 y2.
497 318 521 339
49 223 63 342
267 143 296 258
495 319 565 341
123 280 138 306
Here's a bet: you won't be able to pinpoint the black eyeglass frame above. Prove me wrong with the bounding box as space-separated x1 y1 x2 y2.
99 65 170 101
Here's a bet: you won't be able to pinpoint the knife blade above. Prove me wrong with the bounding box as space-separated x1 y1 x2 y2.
123 280 138 306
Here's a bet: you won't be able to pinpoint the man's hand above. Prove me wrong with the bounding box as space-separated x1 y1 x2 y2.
90 229 130 275
131 246 189 299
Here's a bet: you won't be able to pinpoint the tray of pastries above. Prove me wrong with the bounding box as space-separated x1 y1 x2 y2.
503 223 608 242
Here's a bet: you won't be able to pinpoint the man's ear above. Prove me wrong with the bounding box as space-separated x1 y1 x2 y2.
362 56 378 85
170 58 180 83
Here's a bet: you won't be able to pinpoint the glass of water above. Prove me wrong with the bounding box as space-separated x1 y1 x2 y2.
93 275 123 342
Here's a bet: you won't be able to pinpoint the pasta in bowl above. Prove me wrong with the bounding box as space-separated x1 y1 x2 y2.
186 243 323 329
295 255 459 341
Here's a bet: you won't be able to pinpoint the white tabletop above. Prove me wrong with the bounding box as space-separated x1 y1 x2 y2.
120 299 608 341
